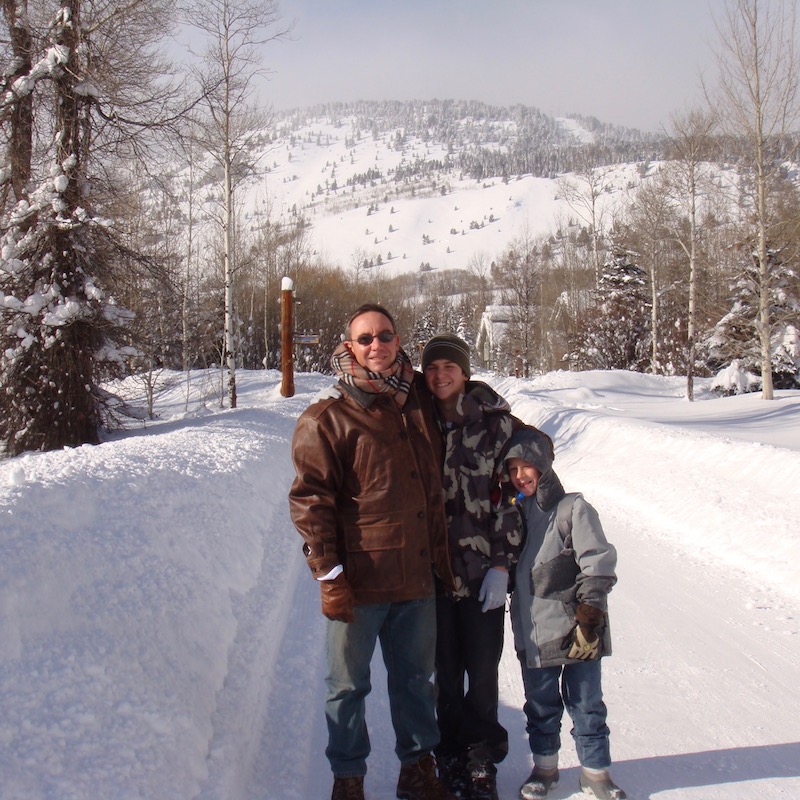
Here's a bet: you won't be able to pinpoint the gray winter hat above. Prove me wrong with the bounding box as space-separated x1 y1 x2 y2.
422 334 471 378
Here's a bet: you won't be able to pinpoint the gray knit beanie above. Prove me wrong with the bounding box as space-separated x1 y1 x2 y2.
421 334 471 378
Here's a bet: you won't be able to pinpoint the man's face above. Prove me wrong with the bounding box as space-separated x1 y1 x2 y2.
507 457 541 497
424 358 467 406
346 311 399 372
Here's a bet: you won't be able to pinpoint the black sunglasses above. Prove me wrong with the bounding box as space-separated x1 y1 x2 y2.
351 330 396 346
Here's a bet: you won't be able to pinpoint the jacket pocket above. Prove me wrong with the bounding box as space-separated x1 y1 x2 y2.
531 551 580 602
344 522 406 591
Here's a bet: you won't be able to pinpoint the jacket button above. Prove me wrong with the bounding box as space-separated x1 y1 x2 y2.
411 470 418 479
417 511 425 519
420 549 428 557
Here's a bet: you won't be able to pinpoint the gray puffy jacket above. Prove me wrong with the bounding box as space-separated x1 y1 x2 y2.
504 426 618 668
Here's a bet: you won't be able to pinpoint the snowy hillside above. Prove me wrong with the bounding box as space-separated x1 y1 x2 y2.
183 101 662 277
259 122 631 275
1 368 799 799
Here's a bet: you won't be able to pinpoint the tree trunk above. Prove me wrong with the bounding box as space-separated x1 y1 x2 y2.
3 0 33 202
650 258 658 373
224 152 237 408
686 190 697 402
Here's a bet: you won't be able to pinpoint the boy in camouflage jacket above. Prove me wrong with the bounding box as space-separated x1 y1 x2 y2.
422 334 522 800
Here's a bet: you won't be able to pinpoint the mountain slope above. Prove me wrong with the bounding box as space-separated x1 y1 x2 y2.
174 99 666 277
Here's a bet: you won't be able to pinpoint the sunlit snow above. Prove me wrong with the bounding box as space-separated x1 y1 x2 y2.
1 368 799 799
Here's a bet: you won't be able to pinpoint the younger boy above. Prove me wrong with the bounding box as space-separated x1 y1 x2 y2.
504 426 626 800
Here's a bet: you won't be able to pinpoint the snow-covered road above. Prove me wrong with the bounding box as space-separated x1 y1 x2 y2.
211 372 800 800
1 369 799 799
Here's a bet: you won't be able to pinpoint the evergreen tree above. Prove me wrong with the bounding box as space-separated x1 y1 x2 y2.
704 249 800 390
1 1 175 455
410 310 437 364
573 250 651 371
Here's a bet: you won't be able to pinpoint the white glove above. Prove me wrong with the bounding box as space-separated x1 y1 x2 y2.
478 567 508 612
567 625 601 660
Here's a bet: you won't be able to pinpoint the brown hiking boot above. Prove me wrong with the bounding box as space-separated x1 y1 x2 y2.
332 775 365 800
397 753 457 800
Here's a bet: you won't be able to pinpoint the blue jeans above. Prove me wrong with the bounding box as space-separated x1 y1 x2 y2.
517 654 611 770
325 598 439 777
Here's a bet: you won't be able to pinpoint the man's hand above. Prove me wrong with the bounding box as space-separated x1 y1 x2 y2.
320 574 356 623
478 567 509 613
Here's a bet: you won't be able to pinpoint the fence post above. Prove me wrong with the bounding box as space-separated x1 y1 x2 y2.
281 277 295 397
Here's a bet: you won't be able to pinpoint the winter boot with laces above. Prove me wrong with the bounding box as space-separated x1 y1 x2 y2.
579 770 627 800
331 774 365 800
396 753 457 800
519 767 560 800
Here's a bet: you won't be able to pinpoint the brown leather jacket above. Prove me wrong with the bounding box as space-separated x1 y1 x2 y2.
289 373 454 605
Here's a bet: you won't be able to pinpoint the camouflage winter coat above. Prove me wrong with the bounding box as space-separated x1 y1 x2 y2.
433 381 523 599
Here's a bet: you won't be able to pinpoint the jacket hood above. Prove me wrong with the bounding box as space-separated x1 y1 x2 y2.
465 380 512 415
503 425 565 512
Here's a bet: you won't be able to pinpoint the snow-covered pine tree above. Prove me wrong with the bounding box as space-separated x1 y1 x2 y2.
1 0 177 456
410 310 437 365
2 4 124 455
704 248 800 391
572 250 651 372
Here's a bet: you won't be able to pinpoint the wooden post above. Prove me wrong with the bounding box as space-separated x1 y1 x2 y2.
280 277 295 397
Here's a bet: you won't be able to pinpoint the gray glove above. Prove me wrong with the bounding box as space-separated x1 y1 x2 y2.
478 567 508 612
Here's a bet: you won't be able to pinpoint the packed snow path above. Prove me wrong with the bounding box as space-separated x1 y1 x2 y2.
1 369 799 800
202 372 800 800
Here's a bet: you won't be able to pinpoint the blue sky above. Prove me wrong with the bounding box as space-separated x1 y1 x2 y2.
259 0 722 132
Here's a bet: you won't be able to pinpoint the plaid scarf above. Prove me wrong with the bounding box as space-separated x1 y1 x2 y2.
331 342 415 408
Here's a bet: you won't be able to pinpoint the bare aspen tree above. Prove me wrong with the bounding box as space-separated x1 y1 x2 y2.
496 229 544 374
183 135 199 410
350 246 368 290
664 108 718 400
558 152 617 280
251 203 285 369
708 0 800 399
467 252 494 316
183 0 289 409
625 175 675 374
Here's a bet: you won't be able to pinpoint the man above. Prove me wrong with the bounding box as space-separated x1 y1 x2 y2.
422 334 522 800
289 304 456 800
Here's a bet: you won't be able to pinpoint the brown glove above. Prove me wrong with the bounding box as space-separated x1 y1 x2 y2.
575 602 604 641
320 574 356 623
567 603 604 660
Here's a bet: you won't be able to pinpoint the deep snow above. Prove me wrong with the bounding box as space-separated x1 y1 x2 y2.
245 116 646 276
1 368 799 800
